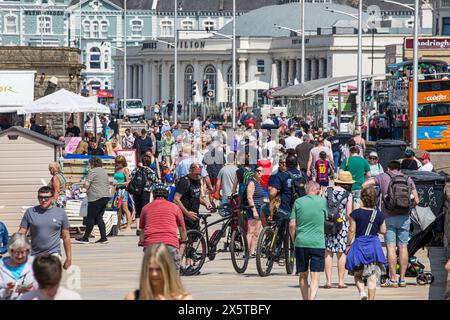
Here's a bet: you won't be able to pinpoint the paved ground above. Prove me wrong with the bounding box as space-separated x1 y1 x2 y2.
64 227 449 300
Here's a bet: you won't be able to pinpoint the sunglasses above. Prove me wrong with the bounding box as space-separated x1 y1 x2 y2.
38 196 52 201
255 169 263 173
368 157 377 160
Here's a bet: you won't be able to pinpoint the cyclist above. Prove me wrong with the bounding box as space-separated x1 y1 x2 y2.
267 151 303 260
173 163 213 231
138 184 187 272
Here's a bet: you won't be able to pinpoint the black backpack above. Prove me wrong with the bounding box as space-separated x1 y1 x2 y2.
127 167 150 196
324 188 348 235
383 172 412 215
287 171 306 206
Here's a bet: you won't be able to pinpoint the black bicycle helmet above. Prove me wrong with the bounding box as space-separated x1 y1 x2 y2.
152 183 170 199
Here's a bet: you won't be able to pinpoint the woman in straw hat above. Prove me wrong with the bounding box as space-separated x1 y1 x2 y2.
324 170 354 289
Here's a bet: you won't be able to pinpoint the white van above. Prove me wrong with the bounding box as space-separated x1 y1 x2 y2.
118 99 145 121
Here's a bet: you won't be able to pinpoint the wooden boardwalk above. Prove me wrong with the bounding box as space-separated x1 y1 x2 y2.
63 230 449 300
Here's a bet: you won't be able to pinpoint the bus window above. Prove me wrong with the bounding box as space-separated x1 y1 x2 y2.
418 103 450 117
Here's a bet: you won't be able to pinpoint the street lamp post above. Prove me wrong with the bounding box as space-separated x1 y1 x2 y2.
232 0 237 128
381 0 419 147
174 0 178 123
325 6 363 136
123 0 127 117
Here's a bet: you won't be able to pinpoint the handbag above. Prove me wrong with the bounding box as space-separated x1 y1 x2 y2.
79 198 88 217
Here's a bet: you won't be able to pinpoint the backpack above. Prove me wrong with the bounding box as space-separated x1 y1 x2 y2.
238 168 254 207
324 188 348 235
286 171 306 207
127 167 150 196
383 172 412 215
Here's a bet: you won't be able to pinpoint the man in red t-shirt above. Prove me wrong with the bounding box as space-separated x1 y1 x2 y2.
138 184 187 271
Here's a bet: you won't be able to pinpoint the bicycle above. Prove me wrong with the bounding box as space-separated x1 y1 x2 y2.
255 214 295 277
180 194 250 276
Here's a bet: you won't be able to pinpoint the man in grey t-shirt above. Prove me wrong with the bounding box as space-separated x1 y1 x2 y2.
216 153 238 204
19 186 72 270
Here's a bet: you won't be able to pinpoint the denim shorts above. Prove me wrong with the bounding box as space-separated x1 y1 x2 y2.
385 215 410 246
295 247 325 273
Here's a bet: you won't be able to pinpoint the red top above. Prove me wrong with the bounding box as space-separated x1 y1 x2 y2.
139 199 185 249
257 159 273 188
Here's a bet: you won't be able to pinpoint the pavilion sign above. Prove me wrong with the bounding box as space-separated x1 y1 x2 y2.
405 38 450 50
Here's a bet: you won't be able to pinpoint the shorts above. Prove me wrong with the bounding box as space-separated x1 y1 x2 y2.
246 205 261 220
385 215 410 245
318 180 329 187
295 247 325 273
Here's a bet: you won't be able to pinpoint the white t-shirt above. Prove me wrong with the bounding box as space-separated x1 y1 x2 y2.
285 136 302 150
418 162 433 172
20 286 81 300
193 119 202 131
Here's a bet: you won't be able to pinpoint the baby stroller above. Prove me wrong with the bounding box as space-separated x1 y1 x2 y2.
381 208 444 286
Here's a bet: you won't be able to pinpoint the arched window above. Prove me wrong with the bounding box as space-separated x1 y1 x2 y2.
226 64 240 103
89 47 101 69
130 19 143 37
181 20 194 31
184 65 194 103
4 15 18 34
100 20 108 38
204 65 216 102
92 20 100 38
89 80 101 93
169 65 175 100
204 20 215 32
82 20 90 38
161 19 173 37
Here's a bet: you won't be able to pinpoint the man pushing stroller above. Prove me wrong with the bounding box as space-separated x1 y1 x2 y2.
363 160 420 287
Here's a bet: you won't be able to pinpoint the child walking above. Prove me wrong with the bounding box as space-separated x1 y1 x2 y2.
315 151 333 195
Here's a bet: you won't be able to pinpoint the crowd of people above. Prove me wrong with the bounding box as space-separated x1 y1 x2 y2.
1 108 448 301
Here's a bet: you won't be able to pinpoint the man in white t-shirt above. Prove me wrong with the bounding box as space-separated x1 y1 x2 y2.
285 128 302 150
418 153 434 172
193 115 202 133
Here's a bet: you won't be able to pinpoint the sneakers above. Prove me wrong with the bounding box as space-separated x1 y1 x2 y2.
398 280 407 287
382 279 399 288
75 237 89 244
359 292 368 300
95 238 109 244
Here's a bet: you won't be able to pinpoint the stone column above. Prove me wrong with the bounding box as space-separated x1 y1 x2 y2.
127 65 133 98
216 61 225 104
239 58 247 104
193 60 201 104
296 58 301 82
319 58 326 79
178 61 185 106
281 58 287 87
270 59 279 88
311 58 317 80
288 58 295 85
134 65 140 98
151 62 158 103
138 64 143 99
143 61 151 105
161 61 169 103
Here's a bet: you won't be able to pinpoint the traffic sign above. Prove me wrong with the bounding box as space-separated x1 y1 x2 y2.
207 90 214 97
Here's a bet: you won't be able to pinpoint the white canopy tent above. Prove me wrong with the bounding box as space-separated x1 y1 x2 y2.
237 79 270 90
238 80 270 107
17 89 110 114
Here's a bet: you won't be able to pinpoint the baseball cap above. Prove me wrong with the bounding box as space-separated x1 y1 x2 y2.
405 149 415 157
418 152 430 160
369 151 378 158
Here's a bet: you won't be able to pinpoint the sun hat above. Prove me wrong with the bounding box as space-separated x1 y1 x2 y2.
163 120 169 126
334 170 355 185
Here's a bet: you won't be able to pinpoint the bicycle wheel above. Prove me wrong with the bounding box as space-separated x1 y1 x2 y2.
256 226 276 277
230 227 249 274
180 229 206 276
284 229 295 275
